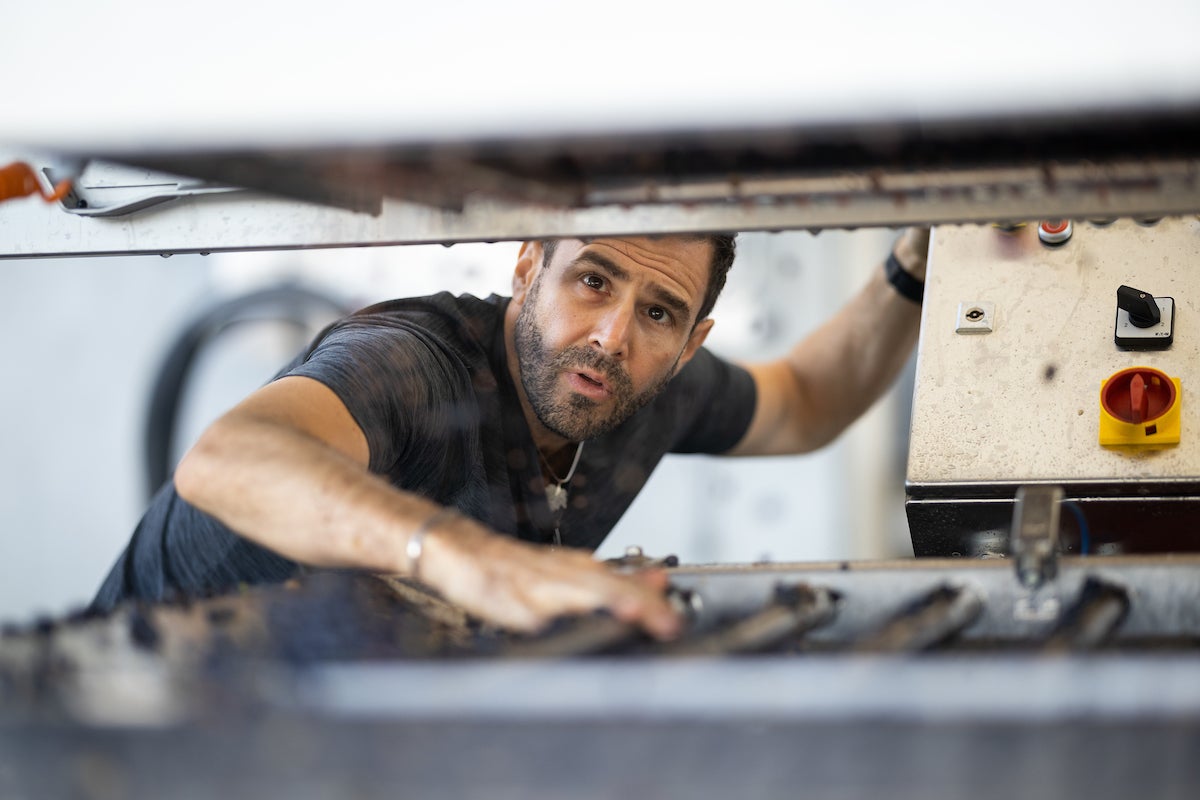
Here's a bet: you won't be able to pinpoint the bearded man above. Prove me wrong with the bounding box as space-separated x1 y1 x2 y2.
93 231 928 637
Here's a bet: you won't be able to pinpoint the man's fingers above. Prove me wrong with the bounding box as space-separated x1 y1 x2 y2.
508 559 682 640
424 526 683 639
606 578 683 640
631 567 671 591
617 568 682 639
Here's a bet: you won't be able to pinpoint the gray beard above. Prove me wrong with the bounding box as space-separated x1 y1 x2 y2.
513 282 679 441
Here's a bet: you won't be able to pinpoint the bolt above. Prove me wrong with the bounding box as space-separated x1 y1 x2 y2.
1017 556 1045 590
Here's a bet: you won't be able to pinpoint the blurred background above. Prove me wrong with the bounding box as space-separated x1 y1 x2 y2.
0 228 914 623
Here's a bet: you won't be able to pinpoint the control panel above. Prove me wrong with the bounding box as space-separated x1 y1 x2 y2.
906 217 1200 556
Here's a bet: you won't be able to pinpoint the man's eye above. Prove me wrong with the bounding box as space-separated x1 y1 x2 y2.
583 274 605 290
648 306 669 323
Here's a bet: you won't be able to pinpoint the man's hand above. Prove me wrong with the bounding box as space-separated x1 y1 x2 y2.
418 514 683 639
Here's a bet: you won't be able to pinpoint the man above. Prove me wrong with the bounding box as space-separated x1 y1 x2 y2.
93 230 929 638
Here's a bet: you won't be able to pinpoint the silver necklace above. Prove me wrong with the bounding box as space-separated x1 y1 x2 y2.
539 441 584 514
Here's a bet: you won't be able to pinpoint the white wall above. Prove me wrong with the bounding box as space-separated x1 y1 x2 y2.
0 231 912 622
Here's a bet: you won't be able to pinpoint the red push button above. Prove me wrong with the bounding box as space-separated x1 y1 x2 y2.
1039 220 1073 245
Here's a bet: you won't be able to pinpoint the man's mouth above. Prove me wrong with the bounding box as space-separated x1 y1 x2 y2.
565 370 611 399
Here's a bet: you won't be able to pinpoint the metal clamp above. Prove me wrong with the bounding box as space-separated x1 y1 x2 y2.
44 161 239 217
1012 485 1064 589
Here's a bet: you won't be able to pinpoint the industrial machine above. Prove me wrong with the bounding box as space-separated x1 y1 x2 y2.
4 2 1200 797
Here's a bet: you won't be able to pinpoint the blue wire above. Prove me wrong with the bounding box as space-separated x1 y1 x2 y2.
1063 500 1090 556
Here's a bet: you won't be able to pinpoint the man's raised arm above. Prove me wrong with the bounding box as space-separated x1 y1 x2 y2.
728 227 929 456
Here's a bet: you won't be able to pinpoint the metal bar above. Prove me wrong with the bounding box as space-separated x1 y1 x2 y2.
854 585 984 652
293 653 1200 722
1012 486 1064 589
4 155 1200 257
1043 577 1132 651
662 584 836 656
664 556 1200 643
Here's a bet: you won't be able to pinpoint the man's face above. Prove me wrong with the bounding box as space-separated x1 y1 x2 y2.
512 237 715 441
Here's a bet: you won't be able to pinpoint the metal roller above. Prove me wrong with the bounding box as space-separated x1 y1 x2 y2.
662 584 837 657
854 584 983 653
1042 577 1131 652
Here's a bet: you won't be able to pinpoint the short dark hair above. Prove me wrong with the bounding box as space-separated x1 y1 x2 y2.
541 234 737 327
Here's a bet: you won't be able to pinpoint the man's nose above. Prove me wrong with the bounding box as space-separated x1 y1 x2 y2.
590 301 634 359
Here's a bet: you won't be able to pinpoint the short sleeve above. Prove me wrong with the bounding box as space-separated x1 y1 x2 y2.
282 318 471 476
667 347 758 454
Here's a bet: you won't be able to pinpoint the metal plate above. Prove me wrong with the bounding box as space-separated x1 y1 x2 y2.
909 218 1200 485
956 301 995 334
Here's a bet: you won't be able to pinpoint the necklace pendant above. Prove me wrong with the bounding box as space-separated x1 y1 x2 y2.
548 483 568 512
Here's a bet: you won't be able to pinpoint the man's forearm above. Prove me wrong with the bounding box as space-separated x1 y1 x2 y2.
175 412 436 575
781 252 922 450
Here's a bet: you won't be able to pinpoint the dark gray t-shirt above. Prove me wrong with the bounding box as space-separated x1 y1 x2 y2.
92 292 756 610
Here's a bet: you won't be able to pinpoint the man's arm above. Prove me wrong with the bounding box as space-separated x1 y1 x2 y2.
727 228 929 456
173 375 681 637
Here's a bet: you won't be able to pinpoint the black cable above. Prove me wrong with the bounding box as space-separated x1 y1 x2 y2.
143 283 353 500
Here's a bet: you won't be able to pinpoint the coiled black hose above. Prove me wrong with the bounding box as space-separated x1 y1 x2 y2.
142 283 352 500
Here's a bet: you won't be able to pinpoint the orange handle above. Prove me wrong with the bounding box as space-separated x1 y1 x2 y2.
0 162 72 204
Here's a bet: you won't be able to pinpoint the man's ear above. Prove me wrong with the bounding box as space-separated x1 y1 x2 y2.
675 318 715 374
512 241 542 303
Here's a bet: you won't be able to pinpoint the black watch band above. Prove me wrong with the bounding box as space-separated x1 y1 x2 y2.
885 251 924 305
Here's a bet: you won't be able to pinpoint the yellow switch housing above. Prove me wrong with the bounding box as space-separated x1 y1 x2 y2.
1099 367 1181 448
